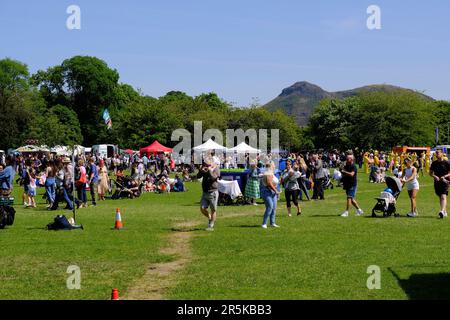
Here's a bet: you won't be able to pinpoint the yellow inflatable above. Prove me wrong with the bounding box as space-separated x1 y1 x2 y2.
388 152 394 172
363 153 369 174
425 152 431 173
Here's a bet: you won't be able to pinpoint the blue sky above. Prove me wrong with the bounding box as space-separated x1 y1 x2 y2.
1 0 449 105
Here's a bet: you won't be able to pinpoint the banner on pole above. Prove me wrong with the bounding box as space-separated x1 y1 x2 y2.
103 109 112 129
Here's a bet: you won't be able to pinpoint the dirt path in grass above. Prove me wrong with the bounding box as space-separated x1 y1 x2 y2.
124 211 256 300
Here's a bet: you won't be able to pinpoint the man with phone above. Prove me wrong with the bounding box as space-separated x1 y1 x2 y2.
197 158 220 231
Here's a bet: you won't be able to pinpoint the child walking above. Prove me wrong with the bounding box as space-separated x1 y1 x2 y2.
27 168 37 208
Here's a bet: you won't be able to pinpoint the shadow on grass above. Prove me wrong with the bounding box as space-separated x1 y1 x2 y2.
25 227 47 230
308 215 341 218
365 215 441 220
389 268 450 300
228 225 262 228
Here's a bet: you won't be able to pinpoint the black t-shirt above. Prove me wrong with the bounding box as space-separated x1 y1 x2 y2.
430 160 450 178
342 164 358 189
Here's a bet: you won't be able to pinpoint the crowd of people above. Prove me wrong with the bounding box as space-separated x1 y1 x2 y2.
196 148 450 231
0 151 187 212
2 146 450 233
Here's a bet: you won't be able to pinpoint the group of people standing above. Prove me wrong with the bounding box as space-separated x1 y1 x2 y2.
0 154 111 211
197 147 450 232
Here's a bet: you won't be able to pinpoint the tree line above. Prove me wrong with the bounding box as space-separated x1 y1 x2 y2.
0 56 302 151
307 92 450 150
1 55 449 152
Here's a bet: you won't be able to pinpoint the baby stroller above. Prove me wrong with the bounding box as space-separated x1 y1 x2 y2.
371 176 403 218
321 168 334 190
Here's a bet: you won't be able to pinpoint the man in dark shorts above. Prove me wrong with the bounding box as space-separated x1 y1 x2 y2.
430 149 450 219
340 154 364 217
197 158 220 231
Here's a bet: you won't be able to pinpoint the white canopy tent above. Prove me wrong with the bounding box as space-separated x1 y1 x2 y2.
50 146 72 156
192 139 227 152
228 142 261 154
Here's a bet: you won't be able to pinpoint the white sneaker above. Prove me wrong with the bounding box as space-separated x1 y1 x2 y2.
270 224 280 228
262 224 268 229
439 212 448 219
356 209 364 216
205 227 214 232
341 211 349 217
407 212 418 218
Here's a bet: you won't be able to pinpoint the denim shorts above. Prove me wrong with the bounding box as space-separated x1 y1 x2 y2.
28 187 36 197
346 186 357 199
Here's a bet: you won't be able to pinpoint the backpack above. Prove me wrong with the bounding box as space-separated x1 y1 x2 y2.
0 205 15 229
46 215 73 230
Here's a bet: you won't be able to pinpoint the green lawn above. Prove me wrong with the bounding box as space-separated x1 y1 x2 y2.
1 172 450 300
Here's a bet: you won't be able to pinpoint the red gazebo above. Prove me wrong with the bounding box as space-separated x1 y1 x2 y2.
139 140 173 156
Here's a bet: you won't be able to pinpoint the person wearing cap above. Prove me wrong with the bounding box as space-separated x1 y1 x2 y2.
197 158 220 231
402 157 420 217
430 148 450 219
62 157 78 210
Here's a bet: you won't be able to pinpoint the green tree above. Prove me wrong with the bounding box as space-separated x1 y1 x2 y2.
434 100 450 145
308 97 360 150
0 58 34 149
33 56 121 145
307 91 436 150
115 98 183 149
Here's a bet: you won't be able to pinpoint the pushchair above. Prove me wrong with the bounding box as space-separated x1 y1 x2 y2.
321 168 334 190
371 176 403 218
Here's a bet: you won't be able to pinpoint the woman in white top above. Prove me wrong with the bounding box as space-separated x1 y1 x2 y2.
402 158 420 217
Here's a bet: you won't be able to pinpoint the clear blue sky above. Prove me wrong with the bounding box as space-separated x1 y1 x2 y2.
1 0 449 105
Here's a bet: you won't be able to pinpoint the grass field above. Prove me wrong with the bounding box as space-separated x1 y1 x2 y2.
1 172 450 300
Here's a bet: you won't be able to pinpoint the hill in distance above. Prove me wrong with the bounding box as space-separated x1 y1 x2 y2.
264 81 433 126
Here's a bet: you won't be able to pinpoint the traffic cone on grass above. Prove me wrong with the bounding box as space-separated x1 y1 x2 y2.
111 288 119 300
114 208 124 230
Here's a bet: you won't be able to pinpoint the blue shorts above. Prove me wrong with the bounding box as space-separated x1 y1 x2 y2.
28 187 36 197
346 186 357 199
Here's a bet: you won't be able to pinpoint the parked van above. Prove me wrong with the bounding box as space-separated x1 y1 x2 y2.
91 144 118 159
435 145 450 157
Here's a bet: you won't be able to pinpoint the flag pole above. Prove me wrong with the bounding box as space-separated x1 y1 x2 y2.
72 146 77 223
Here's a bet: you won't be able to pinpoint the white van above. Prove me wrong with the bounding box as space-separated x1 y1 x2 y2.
91 144 118 159
436 145 450 157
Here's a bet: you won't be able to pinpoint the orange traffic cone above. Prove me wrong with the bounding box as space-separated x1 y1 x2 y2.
114 208 123 230
111 288 119 300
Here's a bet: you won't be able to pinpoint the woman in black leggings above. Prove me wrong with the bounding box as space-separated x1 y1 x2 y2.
282 167 302 217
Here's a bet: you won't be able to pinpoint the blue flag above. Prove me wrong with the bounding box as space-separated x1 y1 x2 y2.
102 109 112 129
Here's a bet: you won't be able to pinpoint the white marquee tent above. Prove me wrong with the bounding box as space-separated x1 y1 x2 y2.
192 139 227 152
228 142 261 153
